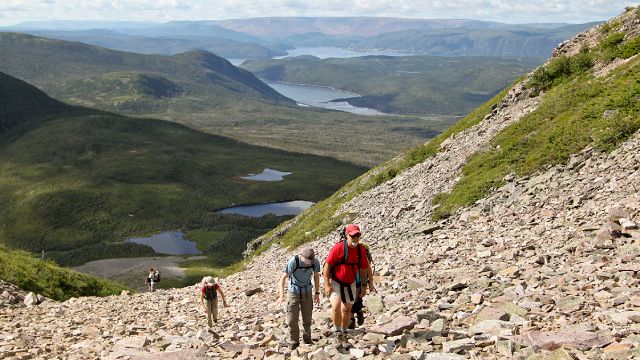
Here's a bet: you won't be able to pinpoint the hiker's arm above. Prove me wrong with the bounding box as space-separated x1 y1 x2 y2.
322 263 332 296
367 264 376 292
217 287 228 306
313 271 320 304
359 267 368 297
278 272 287 302
199 292 206 309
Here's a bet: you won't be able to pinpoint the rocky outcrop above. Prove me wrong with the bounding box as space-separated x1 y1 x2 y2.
2 8 640 360
0 280 47 309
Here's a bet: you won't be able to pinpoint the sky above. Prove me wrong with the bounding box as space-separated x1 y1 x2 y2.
0 0 636 27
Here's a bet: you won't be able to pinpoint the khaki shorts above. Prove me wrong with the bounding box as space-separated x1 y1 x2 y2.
330 280 357 305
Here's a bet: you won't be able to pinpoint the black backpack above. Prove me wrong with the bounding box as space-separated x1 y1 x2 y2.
203 284 217 300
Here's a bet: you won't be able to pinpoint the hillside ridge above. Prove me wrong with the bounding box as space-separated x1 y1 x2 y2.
1 8 640 359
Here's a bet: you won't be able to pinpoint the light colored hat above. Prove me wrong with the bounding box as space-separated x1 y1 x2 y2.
202 276 214 285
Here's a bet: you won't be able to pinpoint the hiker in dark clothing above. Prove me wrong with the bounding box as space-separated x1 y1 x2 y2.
349 240 376 329
278 248 321 350
145 267 160 292
323 224 369 338
200 276 228 327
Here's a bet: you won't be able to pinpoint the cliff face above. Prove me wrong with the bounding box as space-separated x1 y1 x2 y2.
2 8 640 360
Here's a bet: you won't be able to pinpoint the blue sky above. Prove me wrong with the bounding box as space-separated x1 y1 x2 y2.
0 0 636 26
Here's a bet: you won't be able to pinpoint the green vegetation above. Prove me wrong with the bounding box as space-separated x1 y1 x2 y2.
0 244 128 301
600 32 640 61
528 51 595 91
242 55 540 115
0 32 449 166
0 72 366 270
432 32 640 219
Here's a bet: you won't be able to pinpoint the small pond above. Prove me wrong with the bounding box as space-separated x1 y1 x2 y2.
241 168 292 181
216 200 313 217
127 231 200 255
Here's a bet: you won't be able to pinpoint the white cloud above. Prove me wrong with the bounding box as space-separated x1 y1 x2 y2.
0 0 635 26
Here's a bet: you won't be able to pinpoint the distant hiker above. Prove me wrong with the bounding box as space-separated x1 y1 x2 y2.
323 224 369 338
200 276 228 327
145 267 160 292
278 247 321 349
349 241 376 329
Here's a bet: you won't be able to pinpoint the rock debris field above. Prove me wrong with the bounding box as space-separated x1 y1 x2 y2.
2 9 640 360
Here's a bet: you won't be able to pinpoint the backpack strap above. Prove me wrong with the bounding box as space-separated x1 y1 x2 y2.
289 255 314 296
331 239 362 303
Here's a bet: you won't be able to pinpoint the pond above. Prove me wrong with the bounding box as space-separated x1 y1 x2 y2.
216 200 313 217
241 168 292 181
265 80 384 116
127 231 200 255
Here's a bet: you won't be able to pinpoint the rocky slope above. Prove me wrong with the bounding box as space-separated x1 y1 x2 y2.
2 8 640 360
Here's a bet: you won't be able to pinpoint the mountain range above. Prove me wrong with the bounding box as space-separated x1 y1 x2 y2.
4 17 597 58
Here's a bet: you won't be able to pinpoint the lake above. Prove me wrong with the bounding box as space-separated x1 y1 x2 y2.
241 168 291 181
276 46 412 59
265 80 384 115
127 231 200 255
216 200 313 217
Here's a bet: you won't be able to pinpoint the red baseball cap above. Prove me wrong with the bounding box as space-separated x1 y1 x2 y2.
345 224 361 236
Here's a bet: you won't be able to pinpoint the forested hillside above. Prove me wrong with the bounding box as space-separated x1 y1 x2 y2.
0 73 365 273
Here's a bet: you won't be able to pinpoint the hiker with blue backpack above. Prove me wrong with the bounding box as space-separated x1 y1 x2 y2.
278 247 321 350
323 224 369 338
200 276 228 327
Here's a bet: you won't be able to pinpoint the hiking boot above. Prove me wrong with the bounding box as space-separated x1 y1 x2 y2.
356 310 365 326
289 342 299 350
348 317 356 329
303 335 313 345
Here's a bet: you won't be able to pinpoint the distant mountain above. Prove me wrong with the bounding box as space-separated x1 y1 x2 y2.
119 21 267 43
0 33 292 115
21 29 288 58
213 17 508 39
211 17 596 58
354 23 599 57
6 20 159 31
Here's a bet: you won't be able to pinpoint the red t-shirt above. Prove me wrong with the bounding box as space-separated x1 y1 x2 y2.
201 283 219 295
326 241 369 284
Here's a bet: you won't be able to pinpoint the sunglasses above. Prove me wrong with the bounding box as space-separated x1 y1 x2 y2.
350 233 361 238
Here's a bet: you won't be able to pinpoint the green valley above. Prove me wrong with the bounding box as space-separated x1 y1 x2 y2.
242 55 542 115
0 72 365 284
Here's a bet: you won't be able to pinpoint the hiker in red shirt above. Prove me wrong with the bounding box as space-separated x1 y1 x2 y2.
323 224 369 338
